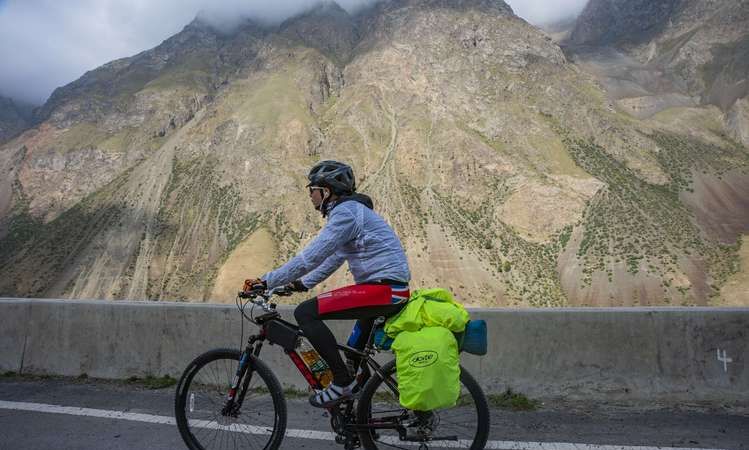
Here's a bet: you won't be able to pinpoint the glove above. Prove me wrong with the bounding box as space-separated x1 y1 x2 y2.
288 279 309 292
276 280 306 297
242 278 267 293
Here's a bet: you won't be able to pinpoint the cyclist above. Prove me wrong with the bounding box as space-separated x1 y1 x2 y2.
243 160 411 408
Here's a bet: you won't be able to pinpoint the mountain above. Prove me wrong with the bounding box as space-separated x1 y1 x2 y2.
566 0 749 305
0 95 33 144
568 0 749 143
0 0 747 307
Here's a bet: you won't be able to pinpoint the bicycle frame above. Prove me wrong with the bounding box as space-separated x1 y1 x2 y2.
218 289 422 449
178 290 482 450
237 309 394 396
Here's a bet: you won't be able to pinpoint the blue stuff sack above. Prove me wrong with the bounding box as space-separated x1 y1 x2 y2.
374 327 394 350
457 320 487 355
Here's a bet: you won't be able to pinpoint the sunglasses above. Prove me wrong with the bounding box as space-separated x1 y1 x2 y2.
308 186 326 195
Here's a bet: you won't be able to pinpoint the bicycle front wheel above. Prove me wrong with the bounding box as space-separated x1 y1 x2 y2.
175 348 287 450
356 360 490 450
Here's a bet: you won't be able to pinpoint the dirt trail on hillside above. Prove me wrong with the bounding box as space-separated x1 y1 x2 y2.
357 90 398 194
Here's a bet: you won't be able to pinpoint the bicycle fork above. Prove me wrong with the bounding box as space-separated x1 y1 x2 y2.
222 336 263 416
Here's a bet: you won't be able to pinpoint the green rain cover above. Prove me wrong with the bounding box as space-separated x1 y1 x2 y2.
390 326 461 411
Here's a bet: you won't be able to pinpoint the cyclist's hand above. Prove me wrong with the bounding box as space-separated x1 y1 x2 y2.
275 286 294 297
242 278 267 294
275 280 306 296
288 280 308 292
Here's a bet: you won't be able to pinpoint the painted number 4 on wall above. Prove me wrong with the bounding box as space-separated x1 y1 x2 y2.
716 349 733 373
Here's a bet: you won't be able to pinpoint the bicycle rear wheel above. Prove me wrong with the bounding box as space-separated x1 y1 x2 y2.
175 348 286 450
356 360 489 449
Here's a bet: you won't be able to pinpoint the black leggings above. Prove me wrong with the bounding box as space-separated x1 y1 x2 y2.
294 298 404 386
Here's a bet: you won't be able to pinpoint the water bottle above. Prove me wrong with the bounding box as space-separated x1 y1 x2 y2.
297 339 334 388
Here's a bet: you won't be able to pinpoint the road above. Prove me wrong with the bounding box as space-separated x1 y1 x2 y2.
1 376 747 450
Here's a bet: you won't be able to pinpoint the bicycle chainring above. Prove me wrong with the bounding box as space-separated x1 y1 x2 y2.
330 403 360 449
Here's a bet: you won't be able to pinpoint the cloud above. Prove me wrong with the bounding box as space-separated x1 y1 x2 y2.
505 0 588 26
0 0 377 104
0 0 585 105
198 0 376 30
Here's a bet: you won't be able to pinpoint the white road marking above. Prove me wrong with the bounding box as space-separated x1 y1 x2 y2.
0 400 728 450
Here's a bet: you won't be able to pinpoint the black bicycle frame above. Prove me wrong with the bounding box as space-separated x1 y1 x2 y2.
221 310 408 444
230 312 400 403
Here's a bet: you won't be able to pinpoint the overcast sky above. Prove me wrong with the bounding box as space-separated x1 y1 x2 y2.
0 0 588 105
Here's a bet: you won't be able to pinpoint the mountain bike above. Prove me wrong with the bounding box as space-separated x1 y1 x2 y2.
174 287 490 450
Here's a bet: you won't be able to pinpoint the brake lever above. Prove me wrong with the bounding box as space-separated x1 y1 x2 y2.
238 285 269 299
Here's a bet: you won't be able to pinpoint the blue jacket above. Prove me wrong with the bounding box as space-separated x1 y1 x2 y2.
262 195 411 289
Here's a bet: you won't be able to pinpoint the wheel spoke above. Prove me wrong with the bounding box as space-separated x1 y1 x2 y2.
176 349 286 450
357 361 489 450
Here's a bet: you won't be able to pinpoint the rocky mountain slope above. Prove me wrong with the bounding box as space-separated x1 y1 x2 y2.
566 0 749 305
0 95 33 144
1 0 747 306
569 0 749 143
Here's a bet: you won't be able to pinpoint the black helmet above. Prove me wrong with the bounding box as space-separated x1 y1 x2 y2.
307 160 356 195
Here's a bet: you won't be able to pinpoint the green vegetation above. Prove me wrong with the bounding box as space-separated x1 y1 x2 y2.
151 156 260 300
126 374 177 389
0 372 53 380
650 132 746 191
0 370 178 389
399 182 429 240
488 389 540 411
558 225 573 250
563 131 748 293
0 180 43 261
431 190 567 306
282 386 311 399
0 171 130 296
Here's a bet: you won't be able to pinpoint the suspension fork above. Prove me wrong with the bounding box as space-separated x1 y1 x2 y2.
224 335 263 413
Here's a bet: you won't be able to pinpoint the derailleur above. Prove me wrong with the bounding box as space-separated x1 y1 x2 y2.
404 411 457 446
398 411 438 446
413 411 436 438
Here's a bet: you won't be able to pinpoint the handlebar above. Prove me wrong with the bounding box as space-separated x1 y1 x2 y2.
237 286 291 314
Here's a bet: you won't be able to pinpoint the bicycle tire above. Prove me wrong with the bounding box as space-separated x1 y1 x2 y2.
175 348 287 450
356 360 490 450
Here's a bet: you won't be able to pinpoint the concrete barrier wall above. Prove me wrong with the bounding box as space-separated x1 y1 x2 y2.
1 298 747 404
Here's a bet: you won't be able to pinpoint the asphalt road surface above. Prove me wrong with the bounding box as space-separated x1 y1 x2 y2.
1 376 747 450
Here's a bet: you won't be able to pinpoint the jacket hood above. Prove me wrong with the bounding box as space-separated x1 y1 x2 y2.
339 193 374 210
325 193 374 216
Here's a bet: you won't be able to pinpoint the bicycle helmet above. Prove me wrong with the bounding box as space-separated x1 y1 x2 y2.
307 160 356 195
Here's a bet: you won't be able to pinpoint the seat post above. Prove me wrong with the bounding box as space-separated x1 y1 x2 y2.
364 316 386 349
